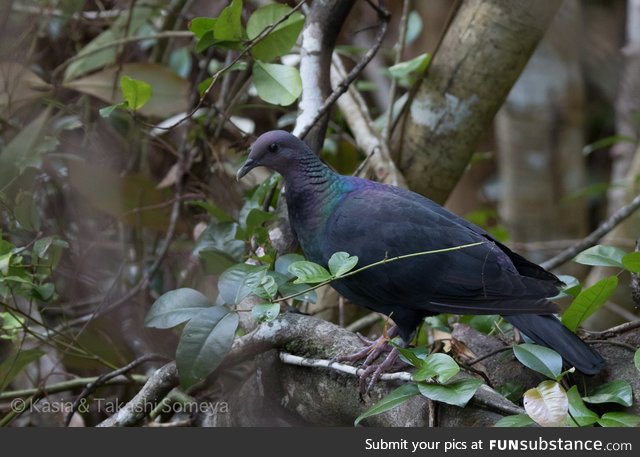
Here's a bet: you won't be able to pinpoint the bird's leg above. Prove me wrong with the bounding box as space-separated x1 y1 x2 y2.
337 325 409 394
337 325 399 365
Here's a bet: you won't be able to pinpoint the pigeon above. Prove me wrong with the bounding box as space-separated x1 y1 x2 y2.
237 130 606 390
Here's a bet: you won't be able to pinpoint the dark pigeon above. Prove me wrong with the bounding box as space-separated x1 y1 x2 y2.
237 131 606 385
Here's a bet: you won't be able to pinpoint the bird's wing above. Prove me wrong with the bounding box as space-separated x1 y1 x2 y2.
321 184 558 315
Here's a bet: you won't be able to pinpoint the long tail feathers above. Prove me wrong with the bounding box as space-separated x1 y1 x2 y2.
504 314 606 375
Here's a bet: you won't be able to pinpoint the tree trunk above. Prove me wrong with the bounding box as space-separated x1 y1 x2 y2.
397 0 561 204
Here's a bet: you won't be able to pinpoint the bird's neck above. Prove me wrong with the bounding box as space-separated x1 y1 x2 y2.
283 156 346 261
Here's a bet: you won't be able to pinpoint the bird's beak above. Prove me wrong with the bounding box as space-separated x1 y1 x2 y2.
236 158 257 181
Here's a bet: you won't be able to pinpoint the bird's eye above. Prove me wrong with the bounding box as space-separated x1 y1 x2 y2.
268 143 279 153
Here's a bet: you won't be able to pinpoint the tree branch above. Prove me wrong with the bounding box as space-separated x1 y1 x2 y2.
541 192 640 270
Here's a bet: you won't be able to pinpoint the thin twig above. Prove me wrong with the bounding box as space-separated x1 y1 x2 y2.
587 340 637 352
588 319 640 337
346 312 384 333
382 0 410 144
64 354 167 426
297 2 390 140
0 375 148 400
541 193 640 270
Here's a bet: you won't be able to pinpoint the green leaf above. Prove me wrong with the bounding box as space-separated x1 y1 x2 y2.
278 282 317 303
288 261 332 284
582 380 633 407
275 253 305 279
218 264 268 305
494 414 535 427
621 252 640 273
0 349 45 391
635 347 640 372
120 75 152 111
195 221 244 275
144 288 211 329
247 4 305 62
597 412 640 427
562 276 618 332
214 0 244 42
188 17 217 39
176 306 239 388
582 135 635 156
566 385 598 426
327 252 359 277
252 274 278 299
251 302 280 322
409 353 459 383
574 245 626 268
417 378 482 408
513 343 563 379
243 208 276 237
388 53 430 80
99 104 122 118
354 383 420 426
252 61 302 106
523 381 568 427
33 283 55 301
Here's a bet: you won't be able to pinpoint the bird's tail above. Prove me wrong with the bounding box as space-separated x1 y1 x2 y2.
504 314 606 375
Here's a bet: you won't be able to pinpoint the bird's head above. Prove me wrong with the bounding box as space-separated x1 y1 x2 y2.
236 130 307 180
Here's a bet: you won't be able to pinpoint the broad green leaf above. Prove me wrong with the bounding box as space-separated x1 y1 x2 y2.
417 378 482 408
120 75 152 111
494 414 535 427
251 302 280 322
328 252 358 277
188 17 217 39
0 349 45 391
409 353 459 383
562 276 618 332
144 288 211 329
247 4 305 62
459 314 501 334
566 385 598 426
176 306 239 388
65 63 189 117
288 261 332 284
244 208 276 237
573 245 626 268
14 190 40 232
64 6 154 81
513 343 563 379
275 253 305 278
635 348 640 372
354 383 420 426
195 221 244 275
214 0 243 42
523 381 568 427
388 53 430 80
621 252 640 273
395 346 426 368
33 283 55 301
252 275 278 299
278 282 317 303
252 61 302 106
218 264 268 305
582 380 633 407
597 412 640 427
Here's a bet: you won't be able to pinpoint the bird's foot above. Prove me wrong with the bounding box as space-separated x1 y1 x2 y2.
336 326 406 395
